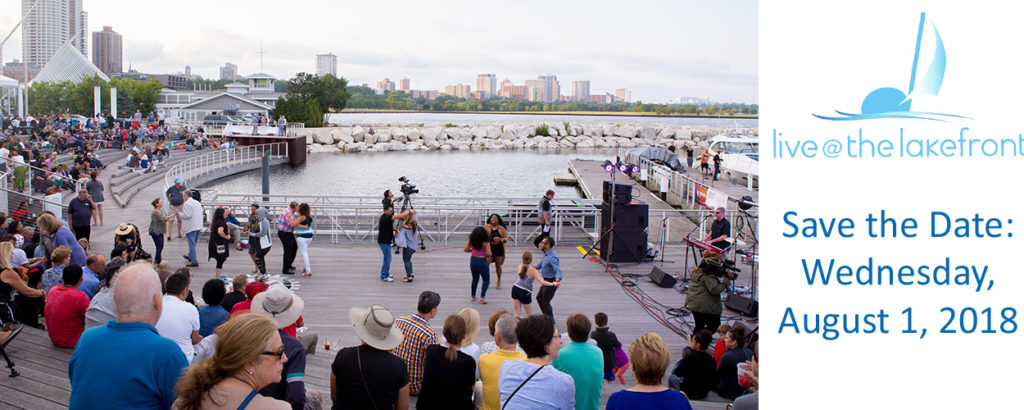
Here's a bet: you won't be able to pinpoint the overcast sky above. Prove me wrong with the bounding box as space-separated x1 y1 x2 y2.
2 0 757 103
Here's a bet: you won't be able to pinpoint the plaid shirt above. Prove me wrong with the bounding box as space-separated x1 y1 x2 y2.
393 314 436 394
277 209 296 232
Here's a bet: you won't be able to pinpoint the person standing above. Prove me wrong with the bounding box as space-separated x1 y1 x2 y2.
208 208 231 277
686 145 694 169
486 214 509 289
535 237 562 319
86 170 104 225
165 178 187 239
533 190 555 247
464 227 492 304
378 204 414 282
148 197 176 264
395 212 418 282
246 207 273 276
700 150 711 177
178 190 204 268
511 251 558 318
67 189 95 241
685 250 731 335
277 115 287 136
290 203 314 277
277 202 298 275
712 152 722 181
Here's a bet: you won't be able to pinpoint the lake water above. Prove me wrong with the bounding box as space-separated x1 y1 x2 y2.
327 112 757 128
203 148 624 198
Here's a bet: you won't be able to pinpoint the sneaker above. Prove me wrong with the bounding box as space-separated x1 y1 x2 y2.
381 276 394 282
186 263 199 267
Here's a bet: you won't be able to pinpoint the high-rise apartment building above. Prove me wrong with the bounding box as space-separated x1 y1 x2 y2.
376 78 396 93
91 26 121 74
316 53 337 77
572 80 590 102
476 74 496 98
525 78 543 102
22 0 89 68
539 74 559 103
615 88 632 102
399 78 410 92
220 62 239 80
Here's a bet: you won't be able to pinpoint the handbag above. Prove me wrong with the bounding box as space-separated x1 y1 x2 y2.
216 244 226 255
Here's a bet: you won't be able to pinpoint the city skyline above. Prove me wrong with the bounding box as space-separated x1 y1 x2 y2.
1 0 757 103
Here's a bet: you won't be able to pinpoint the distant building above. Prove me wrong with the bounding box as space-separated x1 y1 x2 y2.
184 66 193 80
22 0 89 69
152 74 187 89
471 90 487 100
456 84 471 99
399 78 410 92
220 62 239 80
590 94 614 104
91 26 122 75
525 78 543 102
376 78 395 94
539 74 559 103
411 89 439 99
615 88 632 102
244 72 284 107
499 83 526 100
571 80 590 102
476 74 496 98
110 69 148 81
316 53 337 77
3 60 40 82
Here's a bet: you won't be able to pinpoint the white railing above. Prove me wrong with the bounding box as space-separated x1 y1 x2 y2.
165 118 305 136
621 148 749 210
164 142 289 192
1 160 88 198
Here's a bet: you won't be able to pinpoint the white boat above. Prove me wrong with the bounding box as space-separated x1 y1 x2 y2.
706 134 758 190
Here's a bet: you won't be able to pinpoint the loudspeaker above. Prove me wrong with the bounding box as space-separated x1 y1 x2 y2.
724 292 758 317
602 181 632 205
600 231 647 262
600 203 648 235
648 266 677 288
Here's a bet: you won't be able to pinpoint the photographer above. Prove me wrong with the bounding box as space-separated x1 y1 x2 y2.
685 251 732 334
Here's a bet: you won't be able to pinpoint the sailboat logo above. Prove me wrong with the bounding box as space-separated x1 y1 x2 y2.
814 12 968 122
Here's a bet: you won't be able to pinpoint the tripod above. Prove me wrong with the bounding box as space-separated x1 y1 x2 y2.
393 193 426 253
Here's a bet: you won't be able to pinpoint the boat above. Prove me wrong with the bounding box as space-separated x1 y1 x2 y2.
706 134 758 190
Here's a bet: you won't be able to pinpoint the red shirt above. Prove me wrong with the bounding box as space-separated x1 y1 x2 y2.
229 300 252 318
712 339 727 365
44 286 89 347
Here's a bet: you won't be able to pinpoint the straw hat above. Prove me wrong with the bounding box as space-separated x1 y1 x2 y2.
349 305 404 350
114 223 133 236
251 283 304 329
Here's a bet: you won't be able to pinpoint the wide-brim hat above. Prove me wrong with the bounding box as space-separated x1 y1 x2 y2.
251 283 304 329
349 305 404 351
114 223 133 236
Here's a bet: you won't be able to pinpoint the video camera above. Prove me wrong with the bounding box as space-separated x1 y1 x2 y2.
699 253 740 280
399 176 419 195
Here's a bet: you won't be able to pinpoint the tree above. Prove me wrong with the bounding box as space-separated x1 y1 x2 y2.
286 72 350 112
304 99 323 127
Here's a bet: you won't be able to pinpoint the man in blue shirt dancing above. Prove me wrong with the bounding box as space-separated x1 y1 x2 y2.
536 237 563 319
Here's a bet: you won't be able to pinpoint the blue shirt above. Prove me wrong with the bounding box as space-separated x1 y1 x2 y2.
54 226 87 266
69 320 188 410
80 266 100 299
540 249 562 280
606 389 693 410
197 305 229 337
498 361 575 410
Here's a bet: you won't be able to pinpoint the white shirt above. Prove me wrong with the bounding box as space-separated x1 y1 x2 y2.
11 249 28 267
180 197 205 234
155 294 200 362
0 147 9 161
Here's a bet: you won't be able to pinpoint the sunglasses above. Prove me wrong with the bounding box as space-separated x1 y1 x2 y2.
261 347 285 359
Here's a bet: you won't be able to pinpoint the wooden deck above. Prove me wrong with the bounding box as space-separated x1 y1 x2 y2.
0 151 742 409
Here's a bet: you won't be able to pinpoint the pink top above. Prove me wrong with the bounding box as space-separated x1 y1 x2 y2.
471 247 487 258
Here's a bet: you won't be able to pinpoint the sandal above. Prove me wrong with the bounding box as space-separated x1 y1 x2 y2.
402 276 414 282
303 271 312 277
479 299 488 304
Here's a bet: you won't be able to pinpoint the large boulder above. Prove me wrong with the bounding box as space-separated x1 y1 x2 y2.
471 127 488 139
575 137 595 148
509 138 526 149
392 127 408 142
558 139 576 149
674 128 692 140
346 142 367 152
364 132 378 145
313 131 334 145
335 128 354 144
376 131 392 143
425 140 441 150
657 127 676 139
351 126 366 142
486 126 500 139
617 137 637 148
639 126 657 139
513 126 533 139
407 129 423 141
371 142 389 152
499 130 515 140
422 128 441 142
389 141 408 151
613 126 637 138
546 126 558 137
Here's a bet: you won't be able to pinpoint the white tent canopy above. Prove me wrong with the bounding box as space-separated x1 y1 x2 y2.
30 38 109 85
0 75 18 88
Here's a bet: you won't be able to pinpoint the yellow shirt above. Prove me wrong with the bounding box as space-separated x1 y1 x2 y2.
478 348 527 410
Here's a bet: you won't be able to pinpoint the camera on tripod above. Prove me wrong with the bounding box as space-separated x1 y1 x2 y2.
699 252 740 280
398 176 419 195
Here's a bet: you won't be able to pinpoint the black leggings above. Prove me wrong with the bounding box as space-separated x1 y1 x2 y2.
214 255 227 269
254 246 270 274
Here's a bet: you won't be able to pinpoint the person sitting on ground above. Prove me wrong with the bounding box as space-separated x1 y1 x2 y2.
479 309 513 355
198 279 229 338
393 290 441 395
80 253 104 299
715 327 753 400
251 283 323 410
711 324 731 365
84 256 126 329
417 314 477 410
731 353 758 410
668 329 716 400
173 313 291 410
498 314 575 410
332 304 409 410
44 264 89 347
552 313 604 410
69 262 189 409
479 313 526 410
229 281 269 318
155 272 202 363
220 273 248 312
606 332 693 410
591 312 625 384
39 246 71 292
457 307 483 375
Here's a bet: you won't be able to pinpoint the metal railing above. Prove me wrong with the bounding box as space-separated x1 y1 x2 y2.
1 160 87 199
0 168 68 222
165 118 305 137
620 149 748 210
202 194 603 245
164 142 289 191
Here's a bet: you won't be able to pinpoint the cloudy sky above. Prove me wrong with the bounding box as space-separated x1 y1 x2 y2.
2 0 757 103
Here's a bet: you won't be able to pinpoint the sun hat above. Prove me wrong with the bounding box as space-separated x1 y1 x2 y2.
251 283 304 329
114 223 133 236
349 304 404 350
244 281 269 299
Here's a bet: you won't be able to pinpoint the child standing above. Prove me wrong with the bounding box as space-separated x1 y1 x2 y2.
591 312 629 383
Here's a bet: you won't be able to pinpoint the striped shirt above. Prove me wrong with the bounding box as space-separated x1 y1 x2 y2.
393 314 436 394
278 209 296 232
